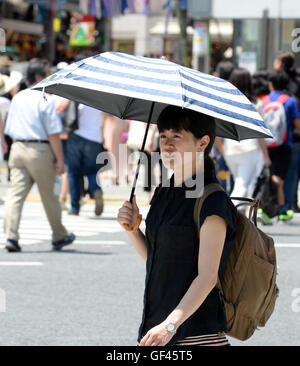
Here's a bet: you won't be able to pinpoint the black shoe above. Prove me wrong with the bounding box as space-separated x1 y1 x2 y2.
68 210 79 216
5 239 21 252
52 233 76 251
294 205 300 213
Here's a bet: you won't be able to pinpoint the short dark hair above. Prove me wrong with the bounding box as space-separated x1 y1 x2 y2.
27 59 49 84
275 51 295 77
228 68 256 103
157 105 216 158
215 61 234 81
253 69 270 96
268 69 289 91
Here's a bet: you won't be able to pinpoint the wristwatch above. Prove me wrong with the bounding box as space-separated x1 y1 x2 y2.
164 322 177 335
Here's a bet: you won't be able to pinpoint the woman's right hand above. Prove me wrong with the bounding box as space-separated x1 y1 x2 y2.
117 195 140 230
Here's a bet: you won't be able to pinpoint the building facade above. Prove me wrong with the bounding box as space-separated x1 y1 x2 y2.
1 0 299 73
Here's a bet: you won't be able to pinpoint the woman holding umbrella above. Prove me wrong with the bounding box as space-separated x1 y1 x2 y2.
117 105 237 346
33 51 272 346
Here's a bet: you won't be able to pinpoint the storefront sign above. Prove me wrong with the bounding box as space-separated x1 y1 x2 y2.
70 15 95 47
193 22 208 56
150 36 164 54
239 52 257 75
53 18 61 33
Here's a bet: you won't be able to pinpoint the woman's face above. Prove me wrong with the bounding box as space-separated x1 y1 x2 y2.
159 128 209 172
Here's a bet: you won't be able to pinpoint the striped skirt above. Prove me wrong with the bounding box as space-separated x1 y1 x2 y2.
175 332 230 346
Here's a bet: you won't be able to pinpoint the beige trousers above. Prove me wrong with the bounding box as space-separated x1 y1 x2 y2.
4 141 68 242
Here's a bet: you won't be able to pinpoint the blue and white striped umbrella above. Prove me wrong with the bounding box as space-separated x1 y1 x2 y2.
34 51 272 141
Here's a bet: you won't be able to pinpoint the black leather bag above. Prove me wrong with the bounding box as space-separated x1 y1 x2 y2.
252 166 279 218
60 101 78 134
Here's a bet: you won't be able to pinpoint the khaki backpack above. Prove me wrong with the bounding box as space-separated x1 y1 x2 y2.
194 183 279 341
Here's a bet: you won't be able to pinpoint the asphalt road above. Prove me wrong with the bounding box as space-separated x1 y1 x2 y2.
0 184 299 346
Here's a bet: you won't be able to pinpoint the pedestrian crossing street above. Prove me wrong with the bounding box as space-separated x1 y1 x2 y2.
0 201 148 250
0 200 299 250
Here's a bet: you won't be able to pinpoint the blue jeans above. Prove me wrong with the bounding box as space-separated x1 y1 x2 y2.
216 155 234 195
284 142 300 210
66 133 105 213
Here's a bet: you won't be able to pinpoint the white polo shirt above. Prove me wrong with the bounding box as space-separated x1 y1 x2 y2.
4 88 62 140
74 103 103 144
0 96 11 122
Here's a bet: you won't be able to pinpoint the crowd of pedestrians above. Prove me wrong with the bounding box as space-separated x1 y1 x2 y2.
213 51 300 225
0 57 119 252
1 50 300 253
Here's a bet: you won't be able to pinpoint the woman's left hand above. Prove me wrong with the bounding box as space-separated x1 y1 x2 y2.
264 155 272 168
1 138 8 155
139 323 174 346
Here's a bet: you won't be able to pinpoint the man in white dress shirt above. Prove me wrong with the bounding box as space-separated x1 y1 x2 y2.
4 59 75 252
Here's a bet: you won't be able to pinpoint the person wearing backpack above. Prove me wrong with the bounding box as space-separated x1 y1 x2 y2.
273 51 300 103
263 70 300 222
118 106 239 346
273 53 300 214
118 105 279 345
216 68 271 216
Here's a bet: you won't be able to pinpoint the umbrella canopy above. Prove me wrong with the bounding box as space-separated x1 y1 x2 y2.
34 51 272 141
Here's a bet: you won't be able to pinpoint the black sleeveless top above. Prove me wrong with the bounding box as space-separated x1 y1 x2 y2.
137 171 237 346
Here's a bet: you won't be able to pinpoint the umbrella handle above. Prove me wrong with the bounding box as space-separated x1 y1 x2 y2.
122 214 143 232
129 101 155 203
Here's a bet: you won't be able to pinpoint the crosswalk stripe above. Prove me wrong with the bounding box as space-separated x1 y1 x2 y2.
0 240 127 249
0 203 128 247
1 242 297 248
74 240 126 245
2 203 298 251
16 220 122 227
0 229 121 234
275 243 300 248
0 262 44 266
0 240 41 246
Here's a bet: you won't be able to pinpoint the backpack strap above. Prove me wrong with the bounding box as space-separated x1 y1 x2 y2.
276 94 290 105
230 197 260 227
262 95 272 107
193 183 225 236
262 94 290 109
193 185 260 295
193 188 260 236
